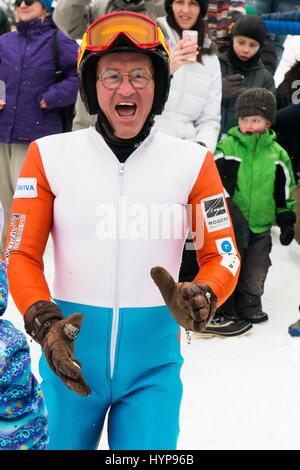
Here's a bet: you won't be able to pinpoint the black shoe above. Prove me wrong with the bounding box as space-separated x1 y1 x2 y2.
194 319 253 339
239 311 268 324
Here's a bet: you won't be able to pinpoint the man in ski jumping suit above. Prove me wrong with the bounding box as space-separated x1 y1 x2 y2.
4 12 240 450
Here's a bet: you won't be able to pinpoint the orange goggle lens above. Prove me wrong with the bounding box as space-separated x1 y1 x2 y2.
78 12 170 71
87 12 160 50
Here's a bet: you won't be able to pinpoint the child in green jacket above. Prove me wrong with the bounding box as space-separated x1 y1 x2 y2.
214 87 296 324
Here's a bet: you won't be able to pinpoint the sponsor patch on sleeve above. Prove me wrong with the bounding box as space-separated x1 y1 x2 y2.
4 213 26 263
201 193 230 232
14 178 37 198
215 237 237 255
220 253 240 276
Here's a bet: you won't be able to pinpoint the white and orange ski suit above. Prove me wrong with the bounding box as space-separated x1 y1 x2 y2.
5 127 240 449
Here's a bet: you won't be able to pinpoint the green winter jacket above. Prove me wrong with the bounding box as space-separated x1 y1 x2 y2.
215 126 296 233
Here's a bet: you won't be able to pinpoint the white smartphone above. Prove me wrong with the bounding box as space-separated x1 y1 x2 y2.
0 80 5 102
182 30 198 62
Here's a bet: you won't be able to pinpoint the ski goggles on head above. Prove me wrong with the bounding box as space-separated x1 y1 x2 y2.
78 11 170 69
15 0 37 6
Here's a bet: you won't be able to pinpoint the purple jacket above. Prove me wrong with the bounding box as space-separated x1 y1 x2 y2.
0 17 78 143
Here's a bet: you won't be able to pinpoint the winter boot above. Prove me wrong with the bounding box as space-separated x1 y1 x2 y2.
194 317 253 339
288 306 300 336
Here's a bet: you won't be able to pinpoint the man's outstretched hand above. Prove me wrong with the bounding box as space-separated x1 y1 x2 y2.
151 266 217 332
42 313 91 397
24 301 91 397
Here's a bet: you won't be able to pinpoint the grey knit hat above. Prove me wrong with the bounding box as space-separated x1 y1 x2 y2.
235 87 277 124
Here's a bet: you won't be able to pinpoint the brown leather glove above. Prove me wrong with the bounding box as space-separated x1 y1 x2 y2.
24 301 91 397
151 266 217 332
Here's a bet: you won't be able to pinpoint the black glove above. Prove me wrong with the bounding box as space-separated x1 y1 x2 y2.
280 225 294 246
222 74 245 99
24 301 91 396
277 212 296 246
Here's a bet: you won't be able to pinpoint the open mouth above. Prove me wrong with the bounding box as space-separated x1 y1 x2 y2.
115 103 137 118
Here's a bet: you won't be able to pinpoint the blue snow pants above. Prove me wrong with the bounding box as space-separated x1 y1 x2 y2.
40 300 183 450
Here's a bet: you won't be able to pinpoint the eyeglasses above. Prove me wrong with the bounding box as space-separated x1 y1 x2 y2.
78 11 170 70
15 0 36 6
96 68 153 90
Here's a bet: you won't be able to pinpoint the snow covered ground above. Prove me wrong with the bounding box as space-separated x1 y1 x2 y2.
5 227 300 450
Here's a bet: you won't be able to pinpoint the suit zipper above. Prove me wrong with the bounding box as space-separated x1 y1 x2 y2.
110 162 125 379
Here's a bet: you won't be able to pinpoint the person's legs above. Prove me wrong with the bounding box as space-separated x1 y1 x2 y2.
41 299 113 450
10 143 29 185
107 305 183 449
236 231 272 322
108 363 182 450
41 365 109 450
215 199 250 320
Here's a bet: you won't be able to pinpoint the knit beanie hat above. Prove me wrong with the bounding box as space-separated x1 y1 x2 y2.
164 0 208 18
39 0 53 12
231 15 266 46
235 87 277 124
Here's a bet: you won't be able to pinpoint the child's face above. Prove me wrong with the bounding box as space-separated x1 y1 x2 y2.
238 115 271 134
233 35 260 62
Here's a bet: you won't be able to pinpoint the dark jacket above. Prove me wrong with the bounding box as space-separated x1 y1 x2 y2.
0 16 78 144
277 60 300 109
0 8 10 36
260 35 277 75
273 103 300 180
219 48 276 135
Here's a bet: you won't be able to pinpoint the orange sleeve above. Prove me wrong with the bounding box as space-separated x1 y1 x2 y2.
188 151 240 306
3 142 54 314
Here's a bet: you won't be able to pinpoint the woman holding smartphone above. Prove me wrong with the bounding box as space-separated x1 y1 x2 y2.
0 0 78 254
155 0 222 152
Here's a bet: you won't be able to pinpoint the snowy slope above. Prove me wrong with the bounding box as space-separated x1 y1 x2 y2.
5 227 300 450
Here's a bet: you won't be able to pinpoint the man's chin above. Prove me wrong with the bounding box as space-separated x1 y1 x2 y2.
114 123 142 140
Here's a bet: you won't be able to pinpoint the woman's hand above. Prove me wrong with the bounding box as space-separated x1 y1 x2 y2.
40 98 47 109
0 100 5 111
170 36 199 75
